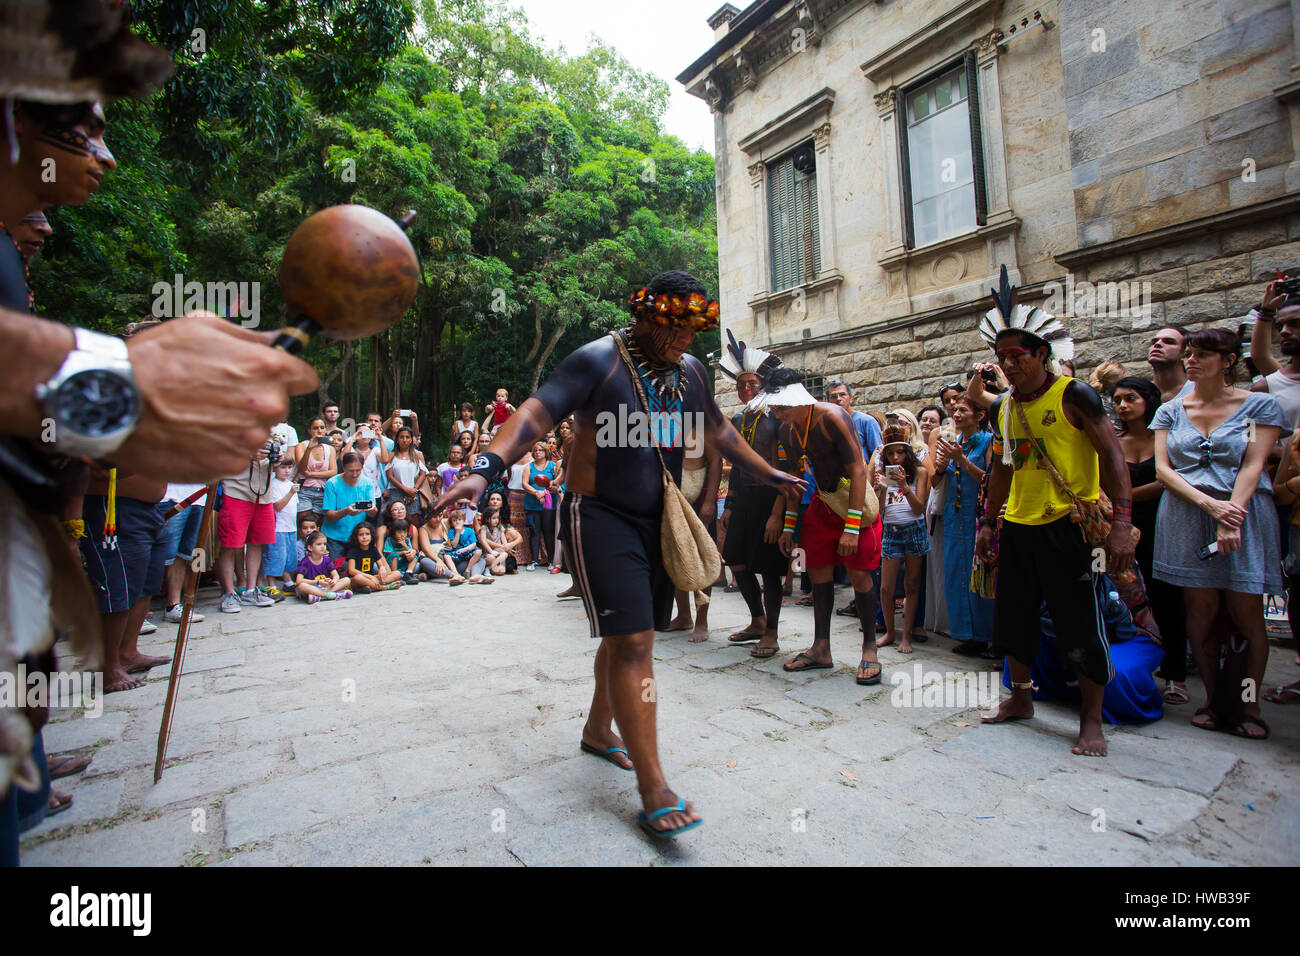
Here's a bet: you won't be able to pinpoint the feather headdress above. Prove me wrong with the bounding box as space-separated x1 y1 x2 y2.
719 328 782 384
977 265 1075 367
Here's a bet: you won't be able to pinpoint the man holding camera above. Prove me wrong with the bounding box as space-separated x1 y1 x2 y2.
323 452 379 561
216 440 282 613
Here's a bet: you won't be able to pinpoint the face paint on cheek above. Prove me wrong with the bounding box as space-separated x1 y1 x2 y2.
36 125 90 157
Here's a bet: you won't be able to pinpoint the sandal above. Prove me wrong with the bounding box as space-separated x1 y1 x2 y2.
749 645 779 659
856 659 882 686
783 652 833 672
47 755 92 779
796 594 815 607
1230 715 1270 740
1162 681 1190 705
48 791 73 816
1264 684 1300 704
1191 706 1221 732
727 630 763 644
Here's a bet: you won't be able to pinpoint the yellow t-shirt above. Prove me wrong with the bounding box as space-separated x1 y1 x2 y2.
992 376 1100 526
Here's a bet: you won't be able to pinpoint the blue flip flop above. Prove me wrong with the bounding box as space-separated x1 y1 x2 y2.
580 740 634 770
638 801 702 839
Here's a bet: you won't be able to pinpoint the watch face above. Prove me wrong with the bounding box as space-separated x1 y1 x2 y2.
54 369 141 438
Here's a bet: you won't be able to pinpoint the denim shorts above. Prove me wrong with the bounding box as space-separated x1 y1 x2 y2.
882 518 931 559
263 530 298 578
163 502 204 561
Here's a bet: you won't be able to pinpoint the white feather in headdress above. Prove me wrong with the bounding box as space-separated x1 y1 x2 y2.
978 265 1075 368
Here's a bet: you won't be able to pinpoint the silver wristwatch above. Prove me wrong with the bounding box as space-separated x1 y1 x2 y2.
34 327 142 458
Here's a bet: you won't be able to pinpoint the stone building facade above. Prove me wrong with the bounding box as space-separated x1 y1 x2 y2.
679 0 1299 414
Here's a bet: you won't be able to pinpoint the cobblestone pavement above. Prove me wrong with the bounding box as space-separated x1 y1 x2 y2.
22 572 1300 866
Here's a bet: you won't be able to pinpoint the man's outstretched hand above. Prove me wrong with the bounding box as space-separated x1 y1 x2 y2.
431 474 488 517
117 313 318 481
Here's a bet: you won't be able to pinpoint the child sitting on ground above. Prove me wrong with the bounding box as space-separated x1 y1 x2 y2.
445 509 493 586
382 517 424 585
295 531 354 603
345 521 403 592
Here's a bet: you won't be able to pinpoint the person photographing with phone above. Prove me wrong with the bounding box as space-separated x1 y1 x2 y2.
322 452 379 562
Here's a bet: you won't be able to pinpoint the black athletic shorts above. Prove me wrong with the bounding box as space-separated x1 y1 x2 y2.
992 516 1114 686
559 492 674 638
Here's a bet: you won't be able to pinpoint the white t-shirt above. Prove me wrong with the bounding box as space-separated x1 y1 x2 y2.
1265 369 1300 429
269 477 299 532
270 422 299 450
164 482 206 508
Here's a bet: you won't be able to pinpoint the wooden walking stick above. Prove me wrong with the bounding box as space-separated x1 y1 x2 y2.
152 205 419 782
153 484 217 782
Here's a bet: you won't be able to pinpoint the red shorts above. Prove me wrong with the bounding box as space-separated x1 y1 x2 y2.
798 495 882 571
217 497 276 548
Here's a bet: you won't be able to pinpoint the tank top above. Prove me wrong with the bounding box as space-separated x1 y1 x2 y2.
301 443 331 489
388 455 424 490
881 475 923 525
996 376 1100 526
454 419 476 438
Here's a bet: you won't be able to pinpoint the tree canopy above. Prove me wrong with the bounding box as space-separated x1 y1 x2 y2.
30 0 718 452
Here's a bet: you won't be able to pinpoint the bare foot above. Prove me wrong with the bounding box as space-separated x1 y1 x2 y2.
556 585 581 599
640 786 701 834
875 634 896 649
981 694 1033 724
105 669 146 693
124 652 171 674
582 724 633 770
663 615 692 632
897 640 914 655
688 624 709 643
1072 715 1108 757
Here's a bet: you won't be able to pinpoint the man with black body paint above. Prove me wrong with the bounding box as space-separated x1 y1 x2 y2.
435 271 803 837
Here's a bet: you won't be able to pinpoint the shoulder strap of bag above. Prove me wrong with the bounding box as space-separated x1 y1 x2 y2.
610 331 675 486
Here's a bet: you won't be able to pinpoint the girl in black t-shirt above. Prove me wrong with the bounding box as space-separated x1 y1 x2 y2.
345 522 403 593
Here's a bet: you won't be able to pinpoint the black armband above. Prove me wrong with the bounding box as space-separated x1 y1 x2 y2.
467 451 505 485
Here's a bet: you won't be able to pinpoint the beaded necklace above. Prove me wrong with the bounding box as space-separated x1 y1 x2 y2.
1011 373 1056 404
620 328 685 406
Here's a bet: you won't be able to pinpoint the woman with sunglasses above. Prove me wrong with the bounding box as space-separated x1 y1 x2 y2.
1152 328 1289 740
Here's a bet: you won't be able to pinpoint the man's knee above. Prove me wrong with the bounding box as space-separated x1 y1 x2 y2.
603 631 655 663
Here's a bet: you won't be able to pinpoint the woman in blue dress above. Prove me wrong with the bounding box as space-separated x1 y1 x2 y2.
937 393 996 657
1153 328 1290 740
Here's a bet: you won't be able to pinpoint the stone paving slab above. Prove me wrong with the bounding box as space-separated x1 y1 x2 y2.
23 808 207 867
223 763 382 847
20 574 1300 865
1027 769 1210 841
27 775 125 838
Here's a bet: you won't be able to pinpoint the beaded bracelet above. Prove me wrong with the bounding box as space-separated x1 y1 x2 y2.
844 508 862 535
783 510 798 531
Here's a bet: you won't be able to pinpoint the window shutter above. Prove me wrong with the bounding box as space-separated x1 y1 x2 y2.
768 158 793 290
896 104 915 249
797 167 821 283
965 50 988 226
